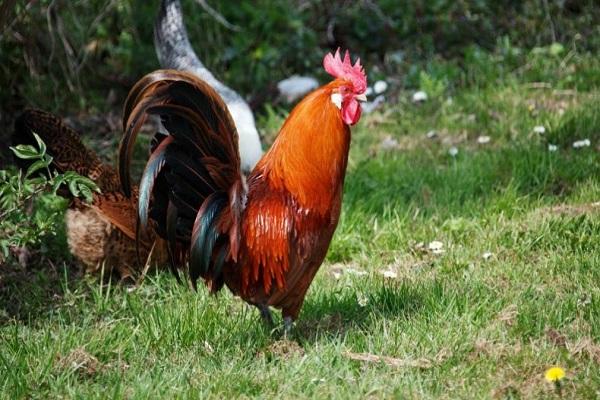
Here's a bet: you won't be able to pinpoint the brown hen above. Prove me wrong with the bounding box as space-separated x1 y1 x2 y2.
13 109 167 280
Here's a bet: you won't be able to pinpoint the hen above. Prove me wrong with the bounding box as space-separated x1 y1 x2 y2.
119 49 367 329
154 0 263 173
13 110 167 280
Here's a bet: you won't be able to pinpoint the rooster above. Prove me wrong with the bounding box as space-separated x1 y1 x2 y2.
12 110 167 280
154 0 263 173
119 49 367 330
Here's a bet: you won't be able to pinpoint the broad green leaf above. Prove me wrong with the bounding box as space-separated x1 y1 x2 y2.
28 177 47 186
31 132 47 156
26 159 49 178
10 144 41 160
79 185 94 203
68 178 80 197
51 175 66 194
76 176 100 193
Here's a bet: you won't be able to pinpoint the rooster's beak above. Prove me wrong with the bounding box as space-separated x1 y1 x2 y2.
355 93 367 102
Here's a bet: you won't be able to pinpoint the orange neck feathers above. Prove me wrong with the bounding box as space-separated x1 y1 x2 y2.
256 80 351 214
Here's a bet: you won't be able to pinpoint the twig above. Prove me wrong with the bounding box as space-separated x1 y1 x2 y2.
193 0 241 32
76 0 118 74
136 240 157 286
0 0 18 35
343 351 433 369
362 0 396 28
523 82 552 89
46 0 57 68
0 0 35 40
542 0 557 43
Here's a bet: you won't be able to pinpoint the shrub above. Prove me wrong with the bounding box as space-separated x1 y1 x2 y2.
0 133 99 265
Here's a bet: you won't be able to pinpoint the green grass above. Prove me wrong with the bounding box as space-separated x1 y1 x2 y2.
1 54 600 399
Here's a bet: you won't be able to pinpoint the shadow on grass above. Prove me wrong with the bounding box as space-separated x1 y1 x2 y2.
0 261 82 326
296 281 437 341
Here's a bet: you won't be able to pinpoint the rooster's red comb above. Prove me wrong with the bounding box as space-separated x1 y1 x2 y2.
323 48 367 94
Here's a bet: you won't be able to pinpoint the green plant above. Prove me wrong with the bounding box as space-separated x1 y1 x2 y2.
418 70 447 99
0 133 99 263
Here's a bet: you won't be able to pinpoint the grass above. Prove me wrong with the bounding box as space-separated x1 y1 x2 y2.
1 51 600 399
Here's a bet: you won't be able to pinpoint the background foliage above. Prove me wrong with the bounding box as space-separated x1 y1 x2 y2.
1 0 599 119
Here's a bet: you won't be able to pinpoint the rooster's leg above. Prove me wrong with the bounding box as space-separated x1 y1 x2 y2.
283 316 294 338
256 304 274 326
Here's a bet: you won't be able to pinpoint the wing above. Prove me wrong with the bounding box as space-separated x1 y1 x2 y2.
240 187 294 295
87 191 139 241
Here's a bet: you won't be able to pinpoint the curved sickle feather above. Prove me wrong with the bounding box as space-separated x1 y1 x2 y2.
138 135 173 229
119 68 245 288
190 192 227 286
119 69 240 198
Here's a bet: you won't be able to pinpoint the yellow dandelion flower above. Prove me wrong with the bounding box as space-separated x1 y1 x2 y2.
545 366 565 382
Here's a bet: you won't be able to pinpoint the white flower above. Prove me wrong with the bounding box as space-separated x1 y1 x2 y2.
412 91 428 102
357 293 369 307
482 252 493 260
365 86 374 96
477 135 491 144
426 130 437 139
548 144 558 152
533 125 546 134
373 80 388 94
448 147 459 157
428 240 444 254
573 139 591 148
204 341 214 353
380 269 398 279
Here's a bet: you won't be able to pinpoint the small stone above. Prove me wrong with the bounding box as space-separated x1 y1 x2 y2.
380 269 398 279
477 135 491 144
412 91 428 103
277 75 319 103
380 135 399 150
373 80 388 94
573 139 591 148
426 130 438 139
362 94 385 114
428 240 444 254
482 252 493 260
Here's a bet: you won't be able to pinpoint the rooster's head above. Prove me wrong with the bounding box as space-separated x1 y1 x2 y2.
323 48 367 126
